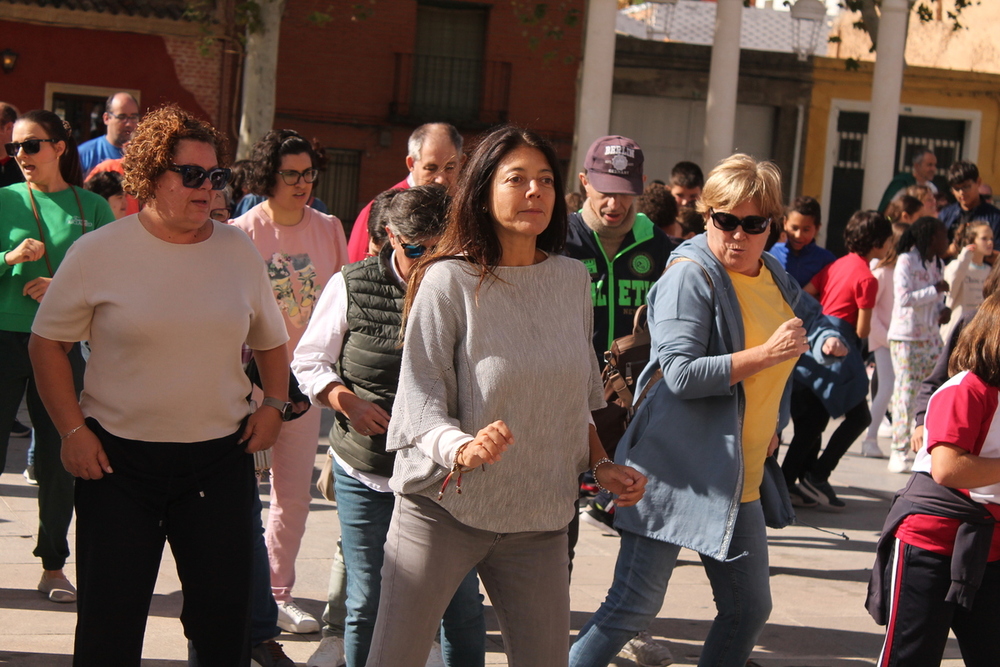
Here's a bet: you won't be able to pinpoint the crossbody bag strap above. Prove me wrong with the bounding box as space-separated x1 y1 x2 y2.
26 186 54 277
25 185 89 279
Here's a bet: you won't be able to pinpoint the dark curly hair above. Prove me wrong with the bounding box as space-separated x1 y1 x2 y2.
245 129 324 198
18 110 83 187
637 183 678 229
121 104 228 204
844 210 893 257
897 216 946 266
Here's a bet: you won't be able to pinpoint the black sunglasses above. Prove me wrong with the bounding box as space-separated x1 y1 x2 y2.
401 242 427 259
169 164 231 190
710 208 771 235
277 168 319 186
5 139 59 157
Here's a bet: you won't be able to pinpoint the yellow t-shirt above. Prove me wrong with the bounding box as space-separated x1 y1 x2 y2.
728 264 797 503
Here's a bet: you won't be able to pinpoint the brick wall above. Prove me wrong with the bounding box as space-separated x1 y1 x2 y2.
162 35 223 125
268 0 585 224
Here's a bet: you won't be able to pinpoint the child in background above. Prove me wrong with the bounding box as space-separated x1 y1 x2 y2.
82 170 128 219
887 217 951 473
668 160 703 208
770 196 835 287
783 211 893 508
862 221 910 459
943 222 994 341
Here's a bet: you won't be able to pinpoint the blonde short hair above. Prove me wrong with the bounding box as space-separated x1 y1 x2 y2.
696 154 784 224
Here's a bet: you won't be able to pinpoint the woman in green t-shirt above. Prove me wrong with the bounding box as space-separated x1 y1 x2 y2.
0 109 114 603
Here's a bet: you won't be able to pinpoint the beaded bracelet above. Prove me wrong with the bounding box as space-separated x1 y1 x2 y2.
591 456 614 492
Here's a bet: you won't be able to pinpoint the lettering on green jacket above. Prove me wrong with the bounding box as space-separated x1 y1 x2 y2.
589 278 652 308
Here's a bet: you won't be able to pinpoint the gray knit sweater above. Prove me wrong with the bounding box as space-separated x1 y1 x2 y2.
387 253 605 532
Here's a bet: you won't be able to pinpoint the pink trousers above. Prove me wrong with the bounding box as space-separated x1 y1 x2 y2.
254 386 323 603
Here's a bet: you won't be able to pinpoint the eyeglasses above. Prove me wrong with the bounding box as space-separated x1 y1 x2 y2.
168 164 231 190
277 168 319 186
210 208 231 222
5 138 58 157
401 242 427 259
108 113 141 122
709 208 771 235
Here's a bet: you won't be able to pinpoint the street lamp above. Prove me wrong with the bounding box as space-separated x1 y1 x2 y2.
789 0 828 61
1 49 17 74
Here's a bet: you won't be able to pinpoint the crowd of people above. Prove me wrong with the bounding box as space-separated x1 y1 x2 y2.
3 91 1000 667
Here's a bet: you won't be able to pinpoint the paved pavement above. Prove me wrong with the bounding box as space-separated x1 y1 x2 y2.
0 409 968 666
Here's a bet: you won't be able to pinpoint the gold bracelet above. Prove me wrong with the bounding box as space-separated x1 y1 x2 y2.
60 423 86 441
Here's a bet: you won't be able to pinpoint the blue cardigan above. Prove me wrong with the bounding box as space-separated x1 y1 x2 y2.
613 234 841 560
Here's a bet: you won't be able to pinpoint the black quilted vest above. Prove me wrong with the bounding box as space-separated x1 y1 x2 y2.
330 248 404 477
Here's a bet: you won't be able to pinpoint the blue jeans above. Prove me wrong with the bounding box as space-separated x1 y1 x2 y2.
333 463 485 667
569 500 772 667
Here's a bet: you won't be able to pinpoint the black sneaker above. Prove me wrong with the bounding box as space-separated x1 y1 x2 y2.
800 472 846 510
787 483 818 508
250 640 295 667
10 419 31 438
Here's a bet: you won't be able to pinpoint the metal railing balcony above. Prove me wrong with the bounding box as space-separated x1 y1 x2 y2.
390 52 512 127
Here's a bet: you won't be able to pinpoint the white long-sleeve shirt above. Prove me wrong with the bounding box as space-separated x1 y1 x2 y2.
291 250 473 491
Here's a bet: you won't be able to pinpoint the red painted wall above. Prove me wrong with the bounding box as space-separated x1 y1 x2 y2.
0 21 211 121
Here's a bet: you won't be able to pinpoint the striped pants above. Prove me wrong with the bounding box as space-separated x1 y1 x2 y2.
877 538 1000 667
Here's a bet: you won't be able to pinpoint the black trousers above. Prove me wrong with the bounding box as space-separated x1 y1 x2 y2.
878 539 1000 667
73 420 255 667
782 387 871 487
0 330 84 570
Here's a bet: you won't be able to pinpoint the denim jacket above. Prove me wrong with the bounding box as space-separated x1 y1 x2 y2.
613 234 842 561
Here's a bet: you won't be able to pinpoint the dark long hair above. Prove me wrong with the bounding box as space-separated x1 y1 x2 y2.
18 110 83 187
402 125 567 326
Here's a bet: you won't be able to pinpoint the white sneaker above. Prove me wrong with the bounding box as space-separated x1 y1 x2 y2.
878 418 893 439
861 439 885 459
887 451 912 474
306 636 345 667
277 599 320 634
619 631 674 667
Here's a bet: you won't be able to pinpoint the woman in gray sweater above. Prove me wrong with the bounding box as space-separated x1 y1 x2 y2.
364 126 647 667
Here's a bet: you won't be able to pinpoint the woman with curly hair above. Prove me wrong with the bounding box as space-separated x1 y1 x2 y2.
29 104 289 666
0 109 114 604
231 128 348 635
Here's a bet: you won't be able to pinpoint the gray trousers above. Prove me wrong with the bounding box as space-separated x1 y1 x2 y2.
365 493 570 667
